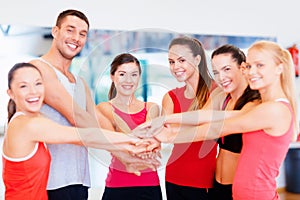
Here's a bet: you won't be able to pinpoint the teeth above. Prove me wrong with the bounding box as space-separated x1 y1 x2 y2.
123 85 133 89
250 77 260 82
175 72 184 76
67 43 77 49
27 97 39 102
221 81 230 87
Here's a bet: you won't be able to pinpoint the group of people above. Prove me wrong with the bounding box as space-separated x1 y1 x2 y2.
2 8 298 200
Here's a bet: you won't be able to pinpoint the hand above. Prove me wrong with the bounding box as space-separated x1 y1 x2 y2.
132 116 167 138
123 138 151 155
130 124 150 138
136 137 161 153
112 151 161 176
149 124 176 144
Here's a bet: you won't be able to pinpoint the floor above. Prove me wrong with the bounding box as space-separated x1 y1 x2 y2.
279 191 300 200
89 187 300 200
0 135 300 200
88 188 300 200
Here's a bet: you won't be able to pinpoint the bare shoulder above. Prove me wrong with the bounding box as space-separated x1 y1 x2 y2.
162 92 173 106
246 100 291 120
252 100 292 136
146 102 160 118
96 102 113 118
146 102 159 109
29 59 57 79
7 115 47 137
96 102 112 111
263 100 291 114
161 92 174 114
162 92 171 101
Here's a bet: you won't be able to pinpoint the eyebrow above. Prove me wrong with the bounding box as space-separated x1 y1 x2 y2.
66 25 88 33
17 78 42 84
169 56 184 61
117 70 139 73
17 81 28 84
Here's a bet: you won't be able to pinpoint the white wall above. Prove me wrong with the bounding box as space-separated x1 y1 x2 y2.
0 0 299 48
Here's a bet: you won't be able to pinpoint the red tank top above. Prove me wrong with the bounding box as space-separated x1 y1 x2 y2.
3 142 51 200
105 103 160 187
233 99 294 199
166 86 217 188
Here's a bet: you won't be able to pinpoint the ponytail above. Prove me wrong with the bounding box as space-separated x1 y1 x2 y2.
108 82 116 100
7 99 16 123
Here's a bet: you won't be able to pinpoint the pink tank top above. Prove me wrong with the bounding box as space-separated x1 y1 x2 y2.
166 86 217 188
233 99 294 199
105 103 160 187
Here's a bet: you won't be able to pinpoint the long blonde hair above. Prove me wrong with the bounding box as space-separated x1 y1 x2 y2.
249 40 299 137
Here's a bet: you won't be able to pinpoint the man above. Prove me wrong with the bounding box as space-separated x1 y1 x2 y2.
30 9 99 200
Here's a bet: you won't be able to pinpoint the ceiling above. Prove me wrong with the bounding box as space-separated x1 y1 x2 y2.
0 0 298 47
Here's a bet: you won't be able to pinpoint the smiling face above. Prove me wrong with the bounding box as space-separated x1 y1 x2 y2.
7 67 44 116
52 15 88 59
243 48 282 91
168 44 200 83
111 62 141 97
212 53 246 94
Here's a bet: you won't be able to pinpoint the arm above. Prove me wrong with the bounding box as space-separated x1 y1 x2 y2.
146 102 160 121
30 60 97 128
97 102 131 133
155 101 292 143
73 78 100 128
163 88 228 125
144 91 259 135
96 109 115 130
161 93 174 115
20 115 146 154
136 91 238 135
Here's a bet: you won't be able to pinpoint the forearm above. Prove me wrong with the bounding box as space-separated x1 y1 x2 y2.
176 124 223 143
78 128 138 150
156 122 225 144
164 110 238 125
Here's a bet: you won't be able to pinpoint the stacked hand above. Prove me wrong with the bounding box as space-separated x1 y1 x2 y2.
113 128 163 176
131 116 175 145
112 150 161 176
132 116 167 138
114 115 177 176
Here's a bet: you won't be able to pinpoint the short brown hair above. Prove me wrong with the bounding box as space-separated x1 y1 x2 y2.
56 9 89 29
